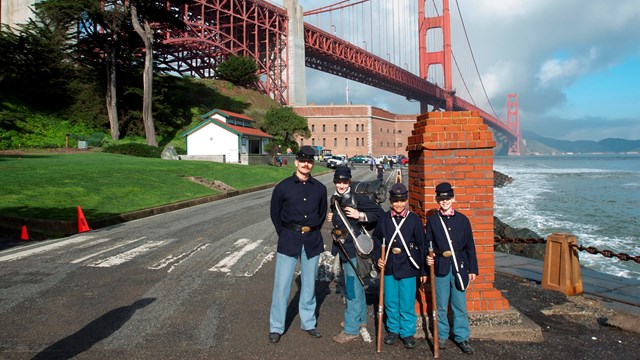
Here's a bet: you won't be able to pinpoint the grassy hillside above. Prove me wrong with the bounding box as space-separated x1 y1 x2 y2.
0 77 282 151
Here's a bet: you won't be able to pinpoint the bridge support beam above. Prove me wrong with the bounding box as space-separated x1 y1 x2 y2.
285 0 306 105
407 111 510 314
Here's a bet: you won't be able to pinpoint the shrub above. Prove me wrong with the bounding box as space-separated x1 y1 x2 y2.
216 55 259 87
102 143 164 158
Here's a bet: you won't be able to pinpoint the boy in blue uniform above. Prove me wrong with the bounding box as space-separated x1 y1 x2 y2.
372 183 427 349
426 182 478 354
268 146 328 344
327 166 384 343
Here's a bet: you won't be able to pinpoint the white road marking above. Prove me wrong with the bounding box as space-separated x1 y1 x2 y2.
242 251 274 277
74 237 112 249
149 243 210 272
71 237 146 264
87 240 165 267
209 239 263 273
0 235 94 262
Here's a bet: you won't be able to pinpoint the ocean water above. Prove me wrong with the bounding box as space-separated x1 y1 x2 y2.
494 154 640 280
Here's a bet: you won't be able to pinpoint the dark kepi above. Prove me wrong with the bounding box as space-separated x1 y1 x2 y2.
333 166 352 181
296 145 315 161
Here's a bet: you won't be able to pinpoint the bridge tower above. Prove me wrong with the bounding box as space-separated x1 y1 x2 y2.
507 93 521 155
418 0 454 113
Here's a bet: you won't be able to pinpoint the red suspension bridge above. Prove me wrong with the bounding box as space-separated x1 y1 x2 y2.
157 0 521 154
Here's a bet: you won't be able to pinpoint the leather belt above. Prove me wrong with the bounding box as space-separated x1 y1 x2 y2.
282 222 321 234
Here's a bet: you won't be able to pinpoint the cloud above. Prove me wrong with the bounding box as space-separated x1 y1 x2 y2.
275 0 640 140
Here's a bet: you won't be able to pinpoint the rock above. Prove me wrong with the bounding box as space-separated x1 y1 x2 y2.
161 146 179 160
494 217 546 261
494 170 514 188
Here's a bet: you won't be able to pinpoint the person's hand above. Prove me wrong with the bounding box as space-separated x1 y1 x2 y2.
426 255 434 266
377 258 386 269
343 206 360 220
469 273 477 282
419 275 427 284
326 213 333 222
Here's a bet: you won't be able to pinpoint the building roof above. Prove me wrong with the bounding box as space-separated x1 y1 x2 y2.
181 118 272 138
201 108 255 122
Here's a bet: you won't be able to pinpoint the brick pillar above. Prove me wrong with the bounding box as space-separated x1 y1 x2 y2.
407 111 509 313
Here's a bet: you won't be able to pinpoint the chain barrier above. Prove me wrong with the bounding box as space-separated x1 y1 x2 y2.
494 237 640 265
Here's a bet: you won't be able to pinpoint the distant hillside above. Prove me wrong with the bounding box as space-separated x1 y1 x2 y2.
521 131 640 154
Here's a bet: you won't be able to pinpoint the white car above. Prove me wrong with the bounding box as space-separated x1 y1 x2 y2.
375 155 394 164
326 155 348 168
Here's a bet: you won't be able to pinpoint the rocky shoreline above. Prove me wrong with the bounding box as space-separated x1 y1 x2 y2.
493 170 546 260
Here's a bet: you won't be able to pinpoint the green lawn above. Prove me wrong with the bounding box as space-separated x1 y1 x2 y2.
0 152 326 221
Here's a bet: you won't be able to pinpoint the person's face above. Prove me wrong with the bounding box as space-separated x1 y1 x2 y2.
437 196 455 211
390 198 407 213
295 158 314 176
334 179 351 194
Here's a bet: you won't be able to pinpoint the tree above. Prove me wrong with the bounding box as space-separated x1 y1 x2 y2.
216 55 260 87
130 0 157 146
261 107 310 151
35 0 130 140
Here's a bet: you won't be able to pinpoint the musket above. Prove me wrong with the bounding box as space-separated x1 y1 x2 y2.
429 242 440 358
376 238 386 353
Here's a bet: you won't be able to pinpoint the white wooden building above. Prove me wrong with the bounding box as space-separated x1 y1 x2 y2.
182 109 272 164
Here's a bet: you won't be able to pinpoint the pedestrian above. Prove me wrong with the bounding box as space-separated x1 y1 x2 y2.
268 145 328 344
425 182 478 355
369 157 375 171
383 157 389 170
372 183 427 349
327 166 384 343
376 163 384 181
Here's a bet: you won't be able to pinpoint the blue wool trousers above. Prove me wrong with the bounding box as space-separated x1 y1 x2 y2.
384 275 417 338
269 247 319 334
435 267 470 342
343 257 367 335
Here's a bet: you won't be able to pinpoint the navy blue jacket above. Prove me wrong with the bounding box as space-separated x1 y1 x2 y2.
372 211 426 279
425 210 479 284
330 191 384 260
270 173 327 258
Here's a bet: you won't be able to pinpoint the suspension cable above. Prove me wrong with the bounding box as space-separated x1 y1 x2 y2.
453 0 500 120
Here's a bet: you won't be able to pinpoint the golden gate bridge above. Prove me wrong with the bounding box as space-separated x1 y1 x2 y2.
156 0 521 155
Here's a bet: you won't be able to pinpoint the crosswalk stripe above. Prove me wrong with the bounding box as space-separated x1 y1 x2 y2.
0 235 93 262
209 239 263 273
71 237 146 264
87 240 166 267
148 243 210 272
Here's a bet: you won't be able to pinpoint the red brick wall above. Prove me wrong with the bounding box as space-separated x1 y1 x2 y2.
407 111 509 312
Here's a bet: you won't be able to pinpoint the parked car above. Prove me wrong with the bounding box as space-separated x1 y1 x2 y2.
397 154 409 165
375 155 393 164
348 154 372 163
326 155 348 168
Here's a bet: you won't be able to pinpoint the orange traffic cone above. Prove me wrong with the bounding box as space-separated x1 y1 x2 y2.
77 206 91 233
21 225 29 241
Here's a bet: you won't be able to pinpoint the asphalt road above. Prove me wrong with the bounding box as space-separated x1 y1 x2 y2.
1 166 638 359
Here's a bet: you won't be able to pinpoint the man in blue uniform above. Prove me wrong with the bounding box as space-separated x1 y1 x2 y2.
268 146 328 343
372 183 427 349
426 182 478 354
327 166 384 343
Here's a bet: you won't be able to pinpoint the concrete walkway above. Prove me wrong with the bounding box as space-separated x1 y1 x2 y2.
495 252 640 316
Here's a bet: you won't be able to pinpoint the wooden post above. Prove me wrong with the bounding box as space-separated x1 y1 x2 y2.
542 233 583 295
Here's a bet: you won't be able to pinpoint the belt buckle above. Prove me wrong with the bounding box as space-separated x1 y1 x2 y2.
301 226 311 233
442 250 452 257
391 247 402 255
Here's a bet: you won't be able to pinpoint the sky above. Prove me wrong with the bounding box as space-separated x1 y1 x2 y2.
268 0 640 141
